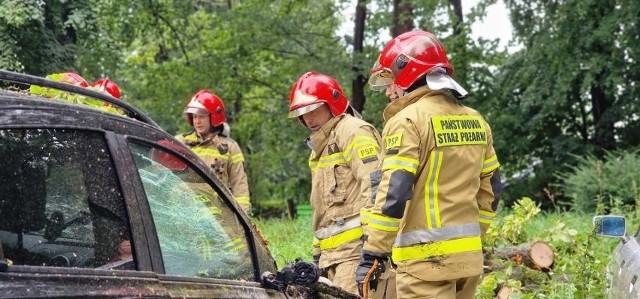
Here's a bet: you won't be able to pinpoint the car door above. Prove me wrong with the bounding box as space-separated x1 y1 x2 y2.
0 127 170 298
123 137 285 299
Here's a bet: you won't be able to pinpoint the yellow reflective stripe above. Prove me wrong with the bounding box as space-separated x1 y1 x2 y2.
425 150 443 229
192 147 230 159
360 210 371 225
318 227 363 250
368 222 400 233
382 156 419 174
309 160 318 172
315 217 362 239
479 210 495 224
198 236 214 260
222 237 246 252
195 206 222 220
344 136 379 162
482 155 500 173
317 152 346 168
391 236 482 262
232 153 244 163
194 194 211 203
367 213 401 232
479 210 495 217
183 134 198 143
313 238 320 247
207 206 222 216
235 196 250 206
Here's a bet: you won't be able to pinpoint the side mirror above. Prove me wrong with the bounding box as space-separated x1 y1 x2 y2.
593 215 626 237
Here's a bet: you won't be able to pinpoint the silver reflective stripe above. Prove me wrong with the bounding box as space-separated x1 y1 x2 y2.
393 223 481 247
315 216 361 240
368 215 401 230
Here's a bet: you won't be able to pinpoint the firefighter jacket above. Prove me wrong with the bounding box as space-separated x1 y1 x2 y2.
176 131 251 213
307 114 383 269
362 86 500 281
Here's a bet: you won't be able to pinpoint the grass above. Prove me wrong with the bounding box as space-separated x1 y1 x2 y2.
254 215 315 268
255 208 627 298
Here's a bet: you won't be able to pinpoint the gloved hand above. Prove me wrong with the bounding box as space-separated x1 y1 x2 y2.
355 253 386 297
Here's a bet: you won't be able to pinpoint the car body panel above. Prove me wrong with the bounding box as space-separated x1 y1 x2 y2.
608 238 640 299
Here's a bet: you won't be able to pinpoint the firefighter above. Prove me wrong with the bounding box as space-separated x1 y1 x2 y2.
91 78 122 99
176 90 251 214
288 72 392 298
355 30 501 299
149 139 253 278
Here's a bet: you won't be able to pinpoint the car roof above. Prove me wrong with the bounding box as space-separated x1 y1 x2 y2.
0 70 159 128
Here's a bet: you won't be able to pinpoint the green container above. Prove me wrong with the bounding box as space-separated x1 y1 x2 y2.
297 204 313 217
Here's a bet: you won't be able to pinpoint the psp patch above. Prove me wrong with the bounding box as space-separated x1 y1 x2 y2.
431 115 488 147
385 133 403 149
358 145 378 163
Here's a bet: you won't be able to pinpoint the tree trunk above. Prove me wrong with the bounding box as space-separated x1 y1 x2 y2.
392 0 413 37
591 72 616 155
489 241 555 271
449 0 464 35
351 0 367 114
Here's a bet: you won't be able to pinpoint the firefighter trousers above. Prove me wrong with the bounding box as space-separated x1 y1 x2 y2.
395 270 480 299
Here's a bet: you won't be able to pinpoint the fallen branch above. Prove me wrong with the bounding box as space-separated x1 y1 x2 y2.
489 241 554 271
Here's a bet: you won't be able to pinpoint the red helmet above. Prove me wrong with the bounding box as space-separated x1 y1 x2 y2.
151 139 190 171
59 72 89 87
184 89 226 127
368 30 453 91
91 78 121 99
288 72 348 118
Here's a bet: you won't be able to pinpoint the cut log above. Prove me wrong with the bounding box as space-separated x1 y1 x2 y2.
490 241 554 271
496 285 512 299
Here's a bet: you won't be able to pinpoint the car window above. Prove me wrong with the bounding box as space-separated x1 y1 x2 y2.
0 129 134 270
128 141 253 280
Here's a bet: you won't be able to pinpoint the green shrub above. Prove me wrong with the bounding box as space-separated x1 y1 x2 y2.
558 149 640 213
479 199 617 298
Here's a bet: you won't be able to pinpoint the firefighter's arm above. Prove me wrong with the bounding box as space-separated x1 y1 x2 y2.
343 126 383 225
477 121 500 235
362 117 420 255
227 141 251 214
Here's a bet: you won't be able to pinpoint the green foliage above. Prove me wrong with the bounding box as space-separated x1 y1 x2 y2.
480 201 617 298
493 0 640 207
29 73 125 116
558 149 640 213
0 0 96 75
485 197 541 246
523 212 614 298
254 216 314 268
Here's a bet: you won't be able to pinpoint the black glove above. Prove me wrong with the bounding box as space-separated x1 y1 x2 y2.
355 253 386 296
